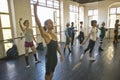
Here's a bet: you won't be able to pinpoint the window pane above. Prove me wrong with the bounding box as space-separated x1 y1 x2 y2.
48 0 53 1
56 10 59 17
31 0 38 3
93 16 98 21
2 29 12 40
31 5 34 15
37 6 54 26
117 7 120 14
47 1 53 7
31 0 37 2
4 43 13 52
110 8 116 14
69 5 73 11
32 16 36 26
116 15 120 20
1 14 10 28
79 7 84 21
75 6 78 12
39 0 46 4
0 0 9 13
72 6 75 12
110 15 116 28
88 10 93 16
70 12 75 23
57 34 60 42
57 27 60 32
88 16 93 27
93 10 98 15
56 18 60 25
54 1 59 8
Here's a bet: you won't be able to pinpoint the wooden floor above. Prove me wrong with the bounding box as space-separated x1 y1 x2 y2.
0 39 120 80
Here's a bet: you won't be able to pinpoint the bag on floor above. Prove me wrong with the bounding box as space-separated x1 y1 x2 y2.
6 44 18 59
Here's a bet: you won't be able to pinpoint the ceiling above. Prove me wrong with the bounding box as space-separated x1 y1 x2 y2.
72 0 104 4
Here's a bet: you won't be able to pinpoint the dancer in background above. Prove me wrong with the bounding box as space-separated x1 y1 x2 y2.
63 23 71 54
19 18 40 68
81 20 98 61
113 19 120 44
77 21 84 46
98 22 107 51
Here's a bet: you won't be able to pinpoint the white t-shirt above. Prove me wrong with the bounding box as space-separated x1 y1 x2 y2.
79 26 82 31
24 28 33 42
89 27 98 41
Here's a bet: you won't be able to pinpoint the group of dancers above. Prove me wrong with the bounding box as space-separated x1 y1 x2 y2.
18 0 120 80
64 20 108 61
64 19 120 61
19 1 63 80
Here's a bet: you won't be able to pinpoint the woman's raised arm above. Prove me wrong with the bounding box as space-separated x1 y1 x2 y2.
33 1 46 38
19 18 25 32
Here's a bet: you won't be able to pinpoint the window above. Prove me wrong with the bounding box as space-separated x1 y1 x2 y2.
31 0 60 41
1 14 10 28
117 7 120 14
109 7 120 28
79 7 84 28
88 10 93 16
88 9 98 27
0 0 9 13
69 5 79 29
0 0 13 53
2 29 12 40
110 8 116 14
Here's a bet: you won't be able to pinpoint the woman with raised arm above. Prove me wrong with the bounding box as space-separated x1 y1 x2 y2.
33 1 63 80
19 18 40 68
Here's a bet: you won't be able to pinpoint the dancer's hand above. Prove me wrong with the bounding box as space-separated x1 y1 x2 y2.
33 0 39 6
60 55 63 62
96 37 99 40
96 24 99 28
82 41 85 45
19 18 22 22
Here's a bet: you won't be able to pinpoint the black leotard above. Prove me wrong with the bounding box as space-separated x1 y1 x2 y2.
45 40 58 75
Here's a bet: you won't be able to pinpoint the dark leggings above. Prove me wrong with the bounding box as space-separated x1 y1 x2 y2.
99 37 103 45
84 39 95 54
71 34 75 46
78 31 84 44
